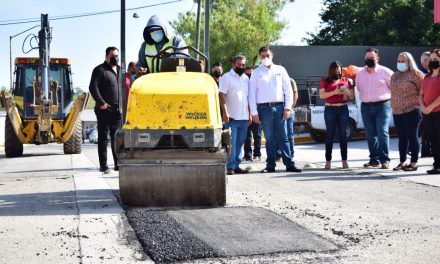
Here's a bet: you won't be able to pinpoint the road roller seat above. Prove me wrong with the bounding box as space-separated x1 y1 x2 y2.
151 46 207 74
160 56 202 73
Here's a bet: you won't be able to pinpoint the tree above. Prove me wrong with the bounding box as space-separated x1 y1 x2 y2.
73 86 83 95
170 0 293 69
305 0 440 46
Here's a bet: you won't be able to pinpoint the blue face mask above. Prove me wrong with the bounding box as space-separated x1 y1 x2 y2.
397 62 408 72
150 30 164 43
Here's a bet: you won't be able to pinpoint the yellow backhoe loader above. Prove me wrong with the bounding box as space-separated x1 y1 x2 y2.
1 14 89 157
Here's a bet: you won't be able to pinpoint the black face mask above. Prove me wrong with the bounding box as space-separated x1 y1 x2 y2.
109 56 119 66
332 73 342 80
365 58 376 68
234 67 245 76
245 73 251 78
212 71 221 78
429 61 440 70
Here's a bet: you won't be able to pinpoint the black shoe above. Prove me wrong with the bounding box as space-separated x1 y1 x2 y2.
286 166 302 173
363 161 380 168
427 168 440 174
403 164 418 171
234 168 250 174
261 167 275 173
99 166 111 174
393 163 405 171
242 156 252 162
114 165 119 171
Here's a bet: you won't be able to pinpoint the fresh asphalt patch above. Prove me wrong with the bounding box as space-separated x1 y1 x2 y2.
126 209 217 263
126 207 338 263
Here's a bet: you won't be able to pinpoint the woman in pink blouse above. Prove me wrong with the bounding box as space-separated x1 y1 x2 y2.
390 52 424 171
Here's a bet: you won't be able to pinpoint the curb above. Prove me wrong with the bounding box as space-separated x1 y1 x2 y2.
71 154 149 263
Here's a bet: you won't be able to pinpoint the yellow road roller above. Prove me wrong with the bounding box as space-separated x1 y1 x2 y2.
115 46 228 207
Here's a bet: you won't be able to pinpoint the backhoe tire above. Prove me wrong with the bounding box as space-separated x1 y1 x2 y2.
5 115 24 158
64 120 82 154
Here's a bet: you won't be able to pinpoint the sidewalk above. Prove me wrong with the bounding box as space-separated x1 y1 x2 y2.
292 138 440 188
0 145 149 264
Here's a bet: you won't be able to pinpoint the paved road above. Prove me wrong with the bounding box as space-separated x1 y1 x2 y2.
0 144 149 264
1 138 439 263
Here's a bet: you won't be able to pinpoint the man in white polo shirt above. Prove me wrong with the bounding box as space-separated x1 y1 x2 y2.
219 55 250 175
249 46 302 173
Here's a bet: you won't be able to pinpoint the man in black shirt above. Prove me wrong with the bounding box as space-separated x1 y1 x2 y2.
89 46 121 173
211 62 223 86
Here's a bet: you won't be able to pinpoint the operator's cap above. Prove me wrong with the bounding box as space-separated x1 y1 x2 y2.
147 26 162 32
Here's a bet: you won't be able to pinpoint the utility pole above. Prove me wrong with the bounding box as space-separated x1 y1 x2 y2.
120 0 127 125
195 0 202 58
204 0 210 67
9 25 39 91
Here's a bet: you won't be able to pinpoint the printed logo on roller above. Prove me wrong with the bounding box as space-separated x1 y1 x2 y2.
185 112 207 120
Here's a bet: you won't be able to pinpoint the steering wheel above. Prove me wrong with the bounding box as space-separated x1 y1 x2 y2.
151 46 209 73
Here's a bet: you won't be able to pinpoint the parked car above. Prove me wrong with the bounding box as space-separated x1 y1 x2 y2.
88 129 98 144
295 75 394 143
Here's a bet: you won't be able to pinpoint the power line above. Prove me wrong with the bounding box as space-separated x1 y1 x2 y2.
0 0 182 26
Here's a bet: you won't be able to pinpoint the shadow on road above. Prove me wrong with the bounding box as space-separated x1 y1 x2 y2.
0 152 66 159
0 189 121 216
3 167 97 174
271 170 388 182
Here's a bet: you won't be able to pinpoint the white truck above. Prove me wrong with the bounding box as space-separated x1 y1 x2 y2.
295 76 394 143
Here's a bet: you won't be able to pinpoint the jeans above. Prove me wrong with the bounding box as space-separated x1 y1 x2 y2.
277 113 295 159
244 122 262 158
393 109 422 163
95 107 121 168
258 104 294 169
421 118 432 157
324 105 349 161
361 101 392 164
286 113 295 159
225 120 248 170
423 111 440 169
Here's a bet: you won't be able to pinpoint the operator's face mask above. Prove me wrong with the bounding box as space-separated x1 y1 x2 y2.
150 30 164 43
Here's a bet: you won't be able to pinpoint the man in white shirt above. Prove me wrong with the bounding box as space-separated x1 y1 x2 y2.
219 55 250 175
249 46 302 173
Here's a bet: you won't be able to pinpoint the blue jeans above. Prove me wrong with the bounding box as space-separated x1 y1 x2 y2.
244 122 262 158
225 120 248 170
393 109 422 163
258 104 294 169
286 112 295 159
324 105 349 161
361 101 392 164
277 113 295 159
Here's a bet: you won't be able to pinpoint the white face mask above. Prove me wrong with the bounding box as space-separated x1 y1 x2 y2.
150 30 164 43
261 57 272 67
397 62 408 72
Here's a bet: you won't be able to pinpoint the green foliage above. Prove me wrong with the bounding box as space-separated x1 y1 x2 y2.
305 0 440 46
73 87 94 109
170 0 293 70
